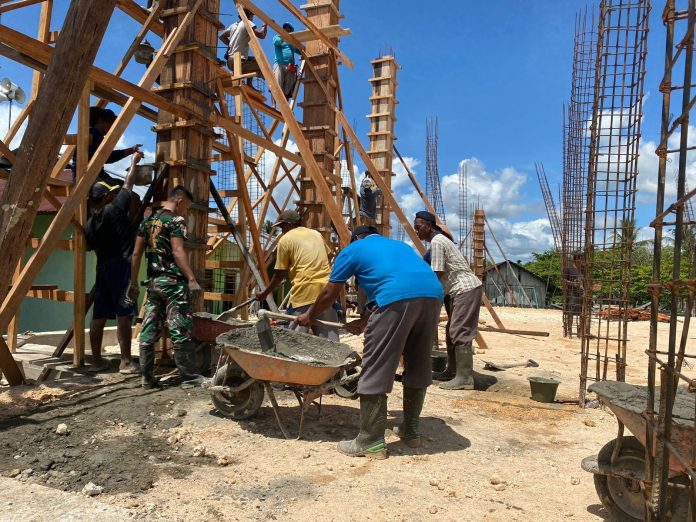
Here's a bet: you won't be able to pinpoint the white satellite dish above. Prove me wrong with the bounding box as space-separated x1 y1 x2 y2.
0 78 25 104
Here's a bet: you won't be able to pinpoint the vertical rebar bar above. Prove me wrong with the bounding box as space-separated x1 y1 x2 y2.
579 0 650 405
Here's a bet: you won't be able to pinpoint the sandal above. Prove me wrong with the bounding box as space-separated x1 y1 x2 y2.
119 365 140 375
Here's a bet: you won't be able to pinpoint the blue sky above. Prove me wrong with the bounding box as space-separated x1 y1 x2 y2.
0 1 674 260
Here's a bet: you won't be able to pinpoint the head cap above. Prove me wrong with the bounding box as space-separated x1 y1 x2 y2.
415 210 443 232
273 210 301 227
89 181 119 202
282 22 295 32
351 225 379 242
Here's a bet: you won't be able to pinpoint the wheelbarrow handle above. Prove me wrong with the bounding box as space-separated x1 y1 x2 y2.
258 310 345 329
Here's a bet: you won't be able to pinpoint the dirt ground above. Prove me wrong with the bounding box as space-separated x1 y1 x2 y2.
0 307 679 521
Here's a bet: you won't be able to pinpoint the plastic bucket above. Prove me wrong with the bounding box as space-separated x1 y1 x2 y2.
528 376 561 403
431 350 448 373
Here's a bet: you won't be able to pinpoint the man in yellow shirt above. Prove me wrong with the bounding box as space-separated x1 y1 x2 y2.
256 210 340 340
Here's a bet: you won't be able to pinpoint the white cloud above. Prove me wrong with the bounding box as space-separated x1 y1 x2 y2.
0 102 28 149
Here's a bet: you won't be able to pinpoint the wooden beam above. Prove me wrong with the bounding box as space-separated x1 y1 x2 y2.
0 0 44 14
0 0 203 334
293 24 351 43
0 0 117 385
237 5 350 246
0 139 15 163
72 84 90 368
116 0 164 36
479 326 550 337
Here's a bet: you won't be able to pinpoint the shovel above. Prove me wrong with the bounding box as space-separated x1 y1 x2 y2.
215 297 257 322
483 359 539 372
255 309 346 353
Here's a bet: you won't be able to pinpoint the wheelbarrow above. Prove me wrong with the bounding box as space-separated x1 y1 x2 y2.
207 325 361 439
581 381 693 521
191 312 253 376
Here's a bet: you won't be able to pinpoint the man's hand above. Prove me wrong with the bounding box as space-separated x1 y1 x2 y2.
127 283 140 302
295 312 312 328
132 150 145 164
188 279 202 297
129 144 143 155
344 317 367 335
255 289 269 301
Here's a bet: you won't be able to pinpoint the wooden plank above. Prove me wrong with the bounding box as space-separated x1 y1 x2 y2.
293 24 351 43
205 260 244 270
72 85 89 368
0 1 203 335
0 0 44 14
237 5 350 246
0 139 15 163
203 292 239 302
0 0 117 386
3 99 33 145
479 326 550 337
116 0 164 36
6 259 21 352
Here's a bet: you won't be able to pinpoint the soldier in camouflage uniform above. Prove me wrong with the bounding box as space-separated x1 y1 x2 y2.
128 185 205 388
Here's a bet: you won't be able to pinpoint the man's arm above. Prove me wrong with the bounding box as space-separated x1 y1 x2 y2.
171 236 200 291
219 28 231 45
255 269 287 301
123 151 144 192
106 144 142 165
295 282 343 327
128 235 146 300
254 24 268 39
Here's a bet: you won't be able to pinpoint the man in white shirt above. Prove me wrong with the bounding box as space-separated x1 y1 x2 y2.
220 9 267 78
415 211 483 390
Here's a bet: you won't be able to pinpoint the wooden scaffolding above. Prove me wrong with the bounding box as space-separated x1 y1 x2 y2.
0 0 446 385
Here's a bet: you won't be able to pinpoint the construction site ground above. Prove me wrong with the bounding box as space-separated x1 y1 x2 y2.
0 306 670 521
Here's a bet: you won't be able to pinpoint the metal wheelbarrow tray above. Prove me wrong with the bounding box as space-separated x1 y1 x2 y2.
211 326 360 439
581 381 694 521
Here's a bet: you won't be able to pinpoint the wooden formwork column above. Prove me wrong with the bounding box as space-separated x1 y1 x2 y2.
472 209 485 280
154 0 221 310
367 55 398 237
299 0 340 242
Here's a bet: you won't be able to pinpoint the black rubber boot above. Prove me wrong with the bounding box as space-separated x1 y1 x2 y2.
173 341 205 386
393 387 427 448
139 343 159 388
337 394 387 459
432 343 456 381
439 342 475 390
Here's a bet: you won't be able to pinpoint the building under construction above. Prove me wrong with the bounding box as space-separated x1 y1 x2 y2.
0 1 693 520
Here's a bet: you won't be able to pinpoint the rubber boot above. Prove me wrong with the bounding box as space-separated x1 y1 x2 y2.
393 387 427 448
140 343 159 389
439 342 475 390
173 341 205 386
432 343 456 381
337 394 387 459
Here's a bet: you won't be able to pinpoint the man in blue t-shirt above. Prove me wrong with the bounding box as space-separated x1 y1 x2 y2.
296 226 444 459
273 22 301 100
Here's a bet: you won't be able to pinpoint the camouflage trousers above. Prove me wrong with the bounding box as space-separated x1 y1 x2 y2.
140 276 192 347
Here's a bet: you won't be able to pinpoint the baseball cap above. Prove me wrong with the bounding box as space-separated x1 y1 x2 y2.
89 181 119 202
351 225 379 241
273 210 301 227
282 22 295 32
415 210 443 232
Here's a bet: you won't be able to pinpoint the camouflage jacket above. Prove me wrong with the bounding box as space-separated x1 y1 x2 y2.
137 209 187 281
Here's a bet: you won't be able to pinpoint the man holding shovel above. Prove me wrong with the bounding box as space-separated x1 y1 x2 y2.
256 210 340 341
296 226 443 458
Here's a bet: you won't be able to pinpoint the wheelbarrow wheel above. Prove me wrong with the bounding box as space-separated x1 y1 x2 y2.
594 436 646 521
211 364 265 420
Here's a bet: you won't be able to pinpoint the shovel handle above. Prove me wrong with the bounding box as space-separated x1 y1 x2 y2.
258 310 344 329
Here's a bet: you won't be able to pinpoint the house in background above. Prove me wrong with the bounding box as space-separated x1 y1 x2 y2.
483 261 553 308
